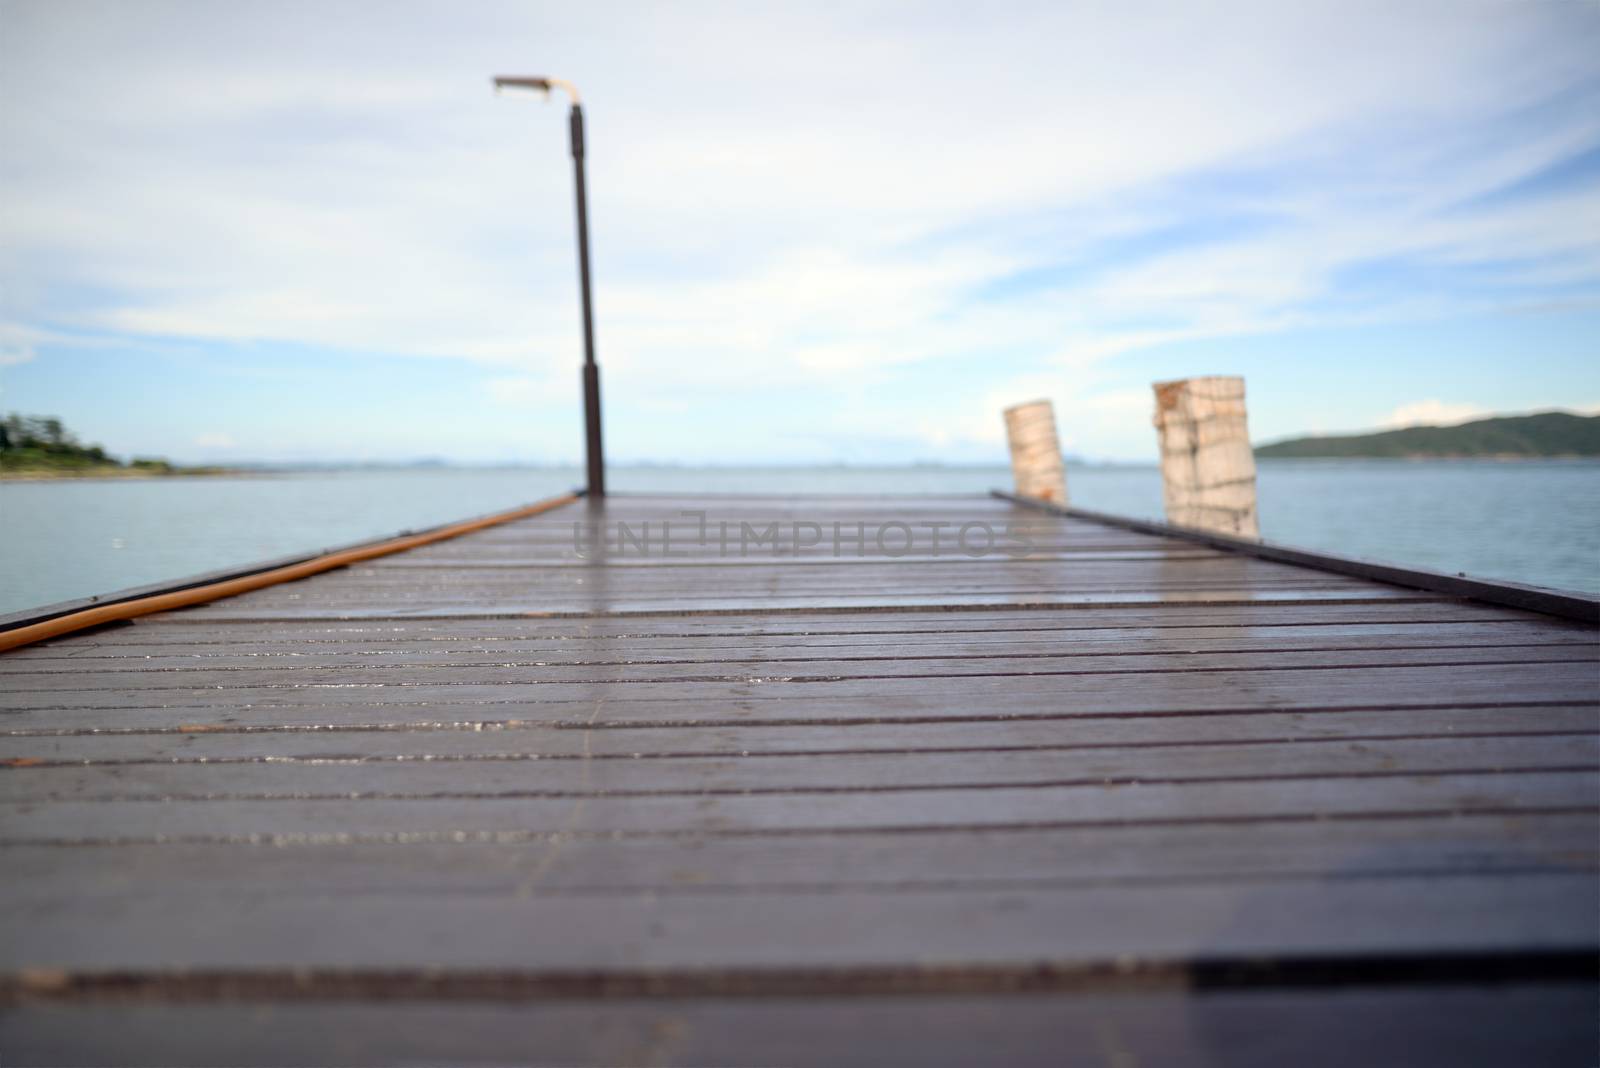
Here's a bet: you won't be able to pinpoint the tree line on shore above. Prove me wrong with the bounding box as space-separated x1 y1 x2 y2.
0 413 177 474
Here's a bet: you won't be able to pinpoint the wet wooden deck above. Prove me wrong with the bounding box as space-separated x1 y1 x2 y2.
2 493 1597 1065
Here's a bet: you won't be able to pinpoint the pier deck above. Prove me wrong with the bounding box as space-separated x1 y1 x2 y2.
2 493 1596 1065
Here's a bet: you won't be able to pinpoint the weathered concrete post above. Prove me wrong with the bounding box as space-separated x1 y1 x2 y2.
1151 376 1259 537
1003 399 1068 505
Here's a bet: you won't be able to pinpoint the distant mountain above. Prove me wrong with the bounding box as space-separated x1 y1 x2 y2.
1255 411 1600 459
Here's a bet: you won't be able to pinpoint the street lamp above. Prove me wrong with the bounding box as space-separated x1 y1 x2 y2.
493 75 605 498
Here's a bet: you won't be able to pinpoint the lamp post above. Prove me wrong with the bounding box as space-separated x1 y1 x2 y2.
493 75 605 498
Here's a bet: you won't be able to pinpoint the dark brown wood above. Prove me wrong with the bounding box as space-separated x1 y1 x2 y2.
4 705 1593 764
5 769 1596 845
16 599 1546 648
4 734 1594 803
4 983 1596 1068
6 618 1590 673
3 644 1593 699
1 492 1595 1064
2 871 1596 973
6 811 1594 895
3 662 1593 729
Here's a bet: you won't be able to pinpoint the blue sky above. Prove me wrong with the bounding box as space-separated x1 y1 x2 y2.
1 0 1597 464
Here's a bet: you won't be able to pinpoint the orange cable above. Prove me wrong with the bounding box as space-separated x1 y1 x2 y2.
0 491 581 654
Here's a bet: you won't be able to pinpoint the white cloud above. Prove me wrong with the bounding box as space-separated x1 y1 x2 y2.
1381 400 1492 429
1 0 1596 459
192 432 237 449
484 374 558 408
0 323 40 366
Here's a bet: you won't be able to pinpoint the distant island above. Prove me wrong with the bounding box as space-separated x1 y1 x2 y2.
0 413 231 479
1255 411 1600 459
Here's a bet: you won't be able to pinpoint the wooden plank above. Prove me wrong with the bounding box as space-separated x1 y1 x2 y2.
166 569 1385 598
5 813 1593 899
378 544 1221 564
54 599 1553 640
4 644 1592 697
3 770 1594 844
302 555 1308 577
6 620 1590 673
3 735 1594 803
3 984 1595 1068
3 661 1593 723
167 573 1396 602
1 873 1595 973
155 588 1433 623
244 546 1384 569
5 705 1593 763
368 548 1234 567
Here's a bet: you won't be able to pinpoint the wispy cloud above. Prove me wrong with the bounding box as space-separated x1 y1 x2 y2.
483 374 556 408
0 347 35 368
2 0 1597 459
1381 400 1491 429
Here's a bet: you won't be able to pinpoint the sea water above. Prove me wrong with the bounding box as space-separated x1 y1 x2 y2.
1 460 1596 614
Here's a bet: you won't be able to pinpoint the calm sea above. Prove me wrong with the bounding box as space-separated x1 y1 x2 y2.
2 460 1596 614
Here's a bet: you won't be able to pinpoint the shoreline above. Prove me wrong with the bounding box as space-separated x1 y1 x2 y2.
4 457 1597 483
0 467 247 482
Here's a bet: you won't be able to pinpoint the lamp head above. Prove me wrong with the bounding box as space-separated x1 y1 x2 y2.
493 76 552 96
492 75 580 104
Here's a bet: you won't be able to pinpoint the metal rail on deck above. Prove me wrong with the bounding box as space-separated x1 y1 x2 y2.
996 490 1600 624
0 491 583 653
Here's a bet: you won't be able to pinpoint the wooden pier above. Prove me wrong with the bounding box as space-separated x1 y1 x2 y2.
2 492 1597 1065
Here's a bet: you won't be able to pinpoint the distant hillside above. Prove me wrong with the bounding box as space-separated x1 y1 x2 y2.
1255 411 1600 459
0 412 229 478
